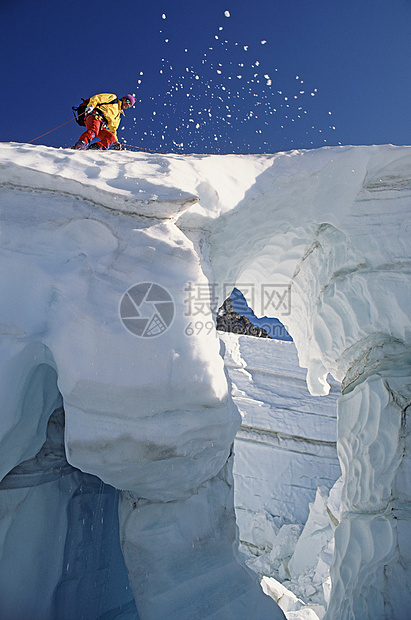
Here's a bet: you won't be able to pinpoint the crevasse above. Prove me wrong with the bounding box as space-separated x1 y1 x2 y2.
0 142 409 619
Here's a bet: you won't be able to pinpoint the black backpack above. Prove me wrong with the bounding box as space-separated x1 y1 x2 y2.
72 98 90 126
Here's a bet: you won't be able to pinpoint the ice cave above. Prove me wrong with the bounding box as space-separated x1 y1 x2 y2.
0 142 409 619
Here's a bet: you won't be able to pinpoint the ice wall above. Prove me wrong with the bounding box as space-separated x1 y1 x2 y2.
220 334 341 527
0 142 410 618
0 143 282 619
221 333 342 614
178 145 411 619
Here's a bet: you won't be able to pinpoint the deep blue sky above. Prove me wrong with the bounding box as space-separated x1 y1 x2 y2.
1 0 410 154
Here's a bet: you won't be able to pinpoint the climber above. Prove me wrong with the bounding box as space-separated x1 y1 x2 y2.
73 93 136 150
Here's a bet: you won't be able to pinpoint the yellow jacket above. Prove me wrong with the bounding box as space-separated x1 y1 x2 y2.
87 93 125 140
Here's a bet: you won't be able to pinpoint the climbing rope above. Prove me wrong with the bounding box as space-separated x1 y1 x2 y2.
25 113 175 155
26 115 80 144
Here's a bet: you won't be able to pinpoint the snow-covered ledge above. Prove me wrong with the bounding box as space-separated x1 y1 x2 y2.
0 142 410 618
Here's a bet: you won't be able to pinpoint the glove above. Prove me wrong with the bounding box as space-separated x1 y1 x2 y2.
113 142 123 150
85 105 94 115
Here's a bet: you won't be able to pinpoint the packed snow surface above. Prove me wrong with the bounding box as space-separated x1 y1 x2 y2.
0 142 410 619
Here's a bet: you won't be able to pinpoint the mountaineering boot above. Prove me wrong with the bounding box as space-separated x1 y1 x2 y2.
72 140 87 150
87 142 104 150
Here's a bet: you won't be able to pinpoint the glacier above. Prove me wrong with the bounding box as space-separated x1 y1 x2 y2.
0 141 410 619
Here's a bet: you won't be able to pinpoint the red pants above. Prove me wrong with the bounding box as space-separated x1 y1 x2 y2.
79 114 116 148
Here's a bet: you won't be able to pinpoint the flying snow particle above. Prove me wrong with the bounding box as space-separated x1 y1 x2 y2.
261 40 267 44
244 46 248 51
224 10 230 17
162 13 166 19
